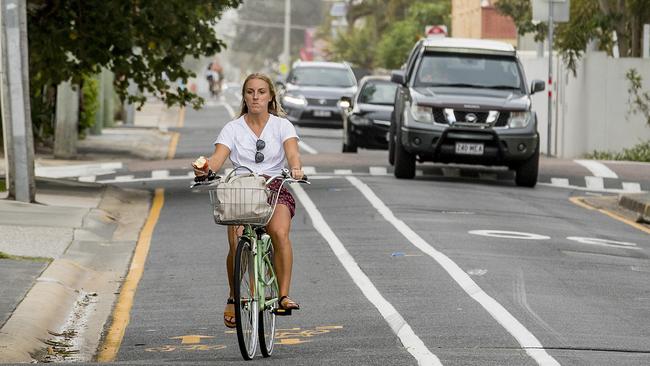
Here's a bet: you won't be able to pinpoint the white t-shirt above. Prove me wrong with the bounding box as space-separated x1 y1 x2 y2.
214 114 299 175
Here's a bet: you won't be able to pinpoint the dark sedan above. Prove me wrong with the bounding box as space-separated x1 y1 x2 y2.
341 76 397 153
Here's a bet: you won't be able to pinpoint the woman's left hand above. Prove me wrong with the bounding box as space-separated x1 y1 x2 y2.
291 168 304 180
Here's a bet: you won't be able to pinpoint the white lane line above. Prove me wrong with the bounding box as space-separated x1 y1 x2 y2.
369 166 388 176
334 169 353 175
303 166 317 175
223 102 236 118
291 185 442 366
539 182 645 194
574 160 618 178
346 176 560 366
151 170 170 179
78 175 96 183
298 140 318 154
550 178 569 187
622 182 642 192
585 176 605 190
114 175 134 182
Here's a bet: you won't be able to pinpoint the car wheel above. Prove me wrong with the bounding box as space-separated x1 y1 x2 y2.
393 131 415 179
514 143 539 187
388 124 395 166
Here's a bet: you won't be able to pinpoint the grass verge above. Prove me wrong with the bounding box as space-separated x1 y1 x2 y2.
0 251 51 262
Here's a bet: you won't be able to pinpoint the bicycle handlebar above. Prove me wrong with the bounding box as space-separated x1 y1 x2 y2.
190 167 309 190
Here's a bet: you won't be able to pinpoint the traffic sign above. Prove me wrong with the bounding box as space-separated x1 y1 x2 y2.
425 25 447 37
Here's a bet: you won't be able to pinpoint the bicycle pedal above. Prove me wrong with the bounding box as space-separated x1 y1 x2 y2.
273 308 292 316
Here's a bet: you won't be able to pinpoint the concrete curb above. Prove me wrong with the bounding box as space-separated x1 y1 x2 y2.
0 183 151 363
618 193 650 223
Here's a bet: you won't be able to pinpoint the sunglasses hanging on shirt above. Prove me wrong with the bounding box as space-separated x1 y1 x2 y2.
255 139 265 163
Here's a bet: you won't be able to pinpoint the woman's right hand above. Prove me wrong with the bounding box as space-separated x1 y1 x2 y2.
192 156 210 177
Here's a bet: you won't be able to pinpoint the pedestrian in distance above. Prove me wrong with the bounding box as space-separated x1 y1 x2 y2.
192 72 304 328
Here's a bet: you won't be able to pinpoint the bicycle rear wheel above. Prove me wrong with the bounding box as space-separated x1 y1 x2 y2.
258 246 277 357
234 238 258 360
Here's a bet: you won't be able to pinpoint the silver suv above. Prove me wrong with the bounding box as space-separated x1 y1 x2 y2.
278 61 357 127
389 37 545 187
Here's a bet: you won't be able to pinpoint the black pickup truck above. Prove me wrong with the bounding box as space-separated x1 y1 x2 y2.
389 37 545 187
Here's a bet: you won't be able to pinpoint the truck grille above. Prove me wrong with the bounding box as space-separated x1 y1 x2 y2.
433 108 511 127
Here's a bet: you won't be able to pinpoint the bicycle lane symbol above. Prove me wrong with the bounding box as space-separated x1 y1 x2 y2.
144 335 226 353
274 325 344 345
145 326 344 352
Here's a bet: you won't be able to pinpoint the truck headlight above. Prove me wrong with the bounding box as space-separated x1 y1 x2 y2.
283 94 307 106
350 114 372 126
409 103 433 123
507 111 532 128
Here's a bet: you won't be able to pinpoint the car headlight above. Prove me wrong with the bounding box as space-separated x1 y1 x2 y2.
409 103 433 123
507 111 532 128
349 114 372 126
283 94 307 106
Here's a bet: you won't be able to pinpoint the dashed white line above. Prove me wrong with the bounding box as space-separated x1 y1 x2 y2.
151 170 170 179
550 178 569 187
346 176 560 366
291 184 442 366
334 169 353 175
574 160 618 178
622 182 642 192
585 176 605 190
298 140 318 154
369 166 388 176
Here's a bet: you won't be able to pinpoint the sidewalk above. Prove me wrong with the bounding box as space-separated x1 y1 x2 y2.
0 100 181 363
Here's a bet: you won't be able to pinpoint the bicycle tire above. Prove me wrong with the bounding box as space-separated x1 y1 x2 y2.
258 243 277 357
234 237 258 360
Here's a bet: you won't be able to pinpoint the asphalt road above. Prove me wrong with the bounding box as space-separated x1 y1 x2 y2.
104 102 650 365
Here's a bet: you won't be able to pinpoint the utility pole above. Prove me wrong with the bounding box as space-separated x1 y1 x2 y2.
280 0 291 76
547 0 554 157
1 0 35 202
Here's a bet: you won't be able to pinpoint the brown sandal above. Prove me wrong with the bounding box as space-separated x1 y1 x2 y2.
224 298 236 328
279 296 300 310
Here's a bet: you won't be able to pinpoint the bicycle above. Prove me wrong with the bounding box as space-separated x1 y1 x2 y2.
191 166 309 360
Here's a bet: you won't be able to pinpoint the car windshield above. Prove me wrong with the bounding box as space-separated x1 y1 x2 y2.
358 81 397 105
414 53 523 90
288 67 356 87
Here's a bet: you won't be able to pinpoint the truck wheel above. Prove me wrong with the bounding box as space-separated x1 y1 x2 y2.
388 125 395 166
515 144 539 187
393 134 415 179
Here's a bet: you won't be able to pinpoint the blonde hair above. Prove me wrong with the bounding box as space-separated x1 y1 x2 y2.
238 73 286 117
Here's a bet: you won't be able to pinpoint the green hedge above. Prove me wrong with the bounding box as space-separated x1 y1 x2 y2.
584 140 650 162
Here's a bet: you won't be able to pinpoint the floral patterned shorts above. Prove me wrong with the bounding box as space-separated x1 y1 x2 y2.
267 178 296 218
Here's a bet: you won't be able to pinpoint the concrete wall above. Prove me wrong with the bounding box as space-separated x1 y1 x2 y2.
519 51 650 158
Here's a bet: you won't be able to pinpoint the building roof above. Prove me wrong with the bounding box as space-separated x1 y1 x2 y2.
422 37 516 55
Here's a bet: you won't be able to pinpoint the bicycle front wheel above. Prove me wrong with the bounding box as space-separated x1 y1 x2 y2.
258 246 277 357
234 238 258 360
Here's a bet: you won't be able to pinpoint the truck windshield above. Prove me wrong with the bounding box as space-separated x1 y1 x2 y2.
414 53 523 91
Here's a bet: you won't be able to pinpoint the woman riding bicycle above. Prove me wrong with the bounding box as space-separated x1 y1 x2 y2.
193 72 304 329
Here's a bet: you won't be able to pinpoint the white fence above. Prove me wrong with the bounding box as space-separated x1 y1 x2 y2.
520 51 650 158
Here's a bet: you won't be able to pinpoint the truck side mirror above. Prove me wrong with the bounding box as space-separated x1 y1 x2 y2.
530 80 545 94
391 70 406 86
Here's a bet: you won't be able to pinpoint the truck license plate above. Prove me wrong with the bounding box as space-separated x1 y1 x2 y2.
314 110 331 117
455 142 484 155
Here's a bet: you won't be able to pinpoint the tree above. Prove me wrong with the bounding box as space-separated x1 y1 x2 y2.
27 0 241 113
326 0 450 69
495 0 650 72
229 0 324 73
